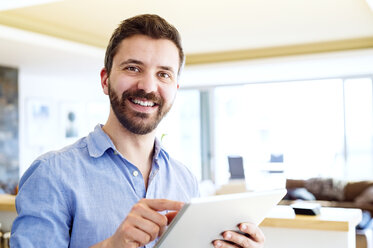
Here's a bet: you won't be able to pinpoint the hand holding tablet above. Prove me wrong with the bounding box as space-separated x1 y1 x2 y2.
212 222 265 248
102 199 184 248
155 189 287 248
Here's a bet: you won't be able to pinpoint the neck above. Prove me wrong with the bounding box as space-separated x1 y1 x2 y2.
102 114 156 184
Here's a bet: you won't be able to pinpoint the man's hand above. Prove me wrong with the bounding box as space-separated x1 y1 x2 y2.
92 199 183 248
213 223 265 248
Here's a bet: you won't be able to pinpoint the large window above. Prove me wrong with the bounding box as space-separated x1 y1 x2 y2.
213 77 373 184
344 78 373 180
157 89 202 181
160 77 373 184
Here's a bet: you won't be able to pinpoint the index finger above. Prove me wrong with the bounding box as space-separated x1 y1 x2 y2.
239 222 265 243
142 199 185 212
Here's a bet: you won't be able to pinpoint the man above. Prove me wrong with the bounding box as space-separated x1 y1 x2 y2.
10 14 265 248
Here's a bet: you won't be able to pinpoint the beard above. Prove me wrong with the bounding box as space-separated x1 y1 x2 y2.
108 81 173 135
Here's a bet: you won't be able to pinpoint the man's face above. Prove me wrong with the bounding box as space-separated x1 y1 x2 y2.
103 34 180 135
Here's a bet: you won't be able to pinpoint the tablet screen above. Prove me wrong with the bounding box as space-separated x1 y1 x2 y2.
155 188 286 248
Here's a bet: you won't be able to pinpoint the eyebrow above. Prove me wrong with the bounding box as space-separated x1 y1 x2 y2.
159 66 175 74
118 59 143 68
119 59 175 74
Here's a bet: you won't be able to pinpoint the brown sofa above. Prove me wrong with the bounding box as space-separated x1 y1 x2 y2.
283 178 373 248
284 178 373 215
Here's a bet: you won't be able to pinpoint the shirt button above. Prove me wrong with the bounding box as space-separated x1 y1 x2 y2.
113 151 118 155
133 171 139 177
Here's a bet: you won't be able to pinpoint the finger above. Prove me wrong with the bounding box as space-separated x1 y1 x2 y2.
128 213 162 242
159 225 166 237
158 211 179 236
128 199 185 241
212 239 240 248
122 224 151 247
222 231 256 248
239 223 265 243
132 201 168 229
165 211 179 224
144 198 185 212
125 240 141 248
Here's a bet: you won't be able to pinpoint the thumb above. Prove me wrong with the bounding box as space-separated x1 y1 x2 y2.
159 211 180 237
165 211 179 225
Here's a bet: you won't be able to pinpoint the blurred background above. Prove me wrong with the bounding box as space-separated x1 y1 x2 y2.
1 0 373 194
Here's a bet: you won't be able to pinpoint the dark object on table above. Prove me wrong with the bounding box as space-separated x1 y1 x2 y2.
291 202 321 216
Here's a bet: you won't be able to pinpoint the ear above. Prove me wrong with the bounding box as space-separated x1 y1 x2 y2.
100 68 109 95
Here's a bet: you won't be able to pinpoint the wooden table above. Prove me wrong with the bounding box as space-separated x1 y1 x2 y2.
0 194 16 212
0 194 17 232
260 205 362 248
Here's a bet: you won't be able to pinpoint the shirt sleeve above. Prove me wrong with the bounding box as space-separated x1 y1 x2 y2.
10 158 72 247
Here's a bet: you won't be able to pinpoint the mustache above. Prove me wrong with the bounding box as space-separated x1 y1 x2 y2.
121 89 163 105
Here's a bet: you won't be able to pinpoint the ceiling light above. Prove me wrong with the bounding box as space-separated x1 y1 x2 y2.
366 0 373 11
0 0 61 11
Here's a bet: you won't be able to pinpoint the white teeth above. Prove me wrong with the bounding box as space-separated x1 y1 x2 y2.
132 99 155 107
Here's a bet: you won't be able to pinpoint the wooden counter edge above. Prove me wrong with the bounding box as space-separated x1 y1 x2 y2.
0 194 16 212
260 217 350 231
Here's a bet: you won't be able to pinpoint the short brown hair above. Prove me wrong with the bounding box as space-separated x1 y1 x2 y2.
104 14 184 76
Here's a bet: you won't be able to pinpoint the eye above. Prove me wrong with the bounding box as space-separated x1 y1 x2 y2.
125 66 140 72
158 72 171 79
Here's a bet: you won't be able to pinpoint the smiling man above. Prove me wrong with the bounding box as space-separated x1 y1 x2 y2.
10 14 265 248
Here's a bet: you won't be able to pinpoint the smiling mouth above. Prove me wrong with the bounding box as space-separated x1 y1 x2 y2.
130 98 156 107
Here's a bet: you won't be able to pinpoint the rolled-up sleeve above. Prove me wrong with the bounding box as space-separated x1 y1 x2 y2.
10 158 72 247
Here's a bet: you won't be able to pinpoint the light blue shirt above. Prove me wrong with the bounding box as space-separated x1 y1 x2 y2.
10 125 199 248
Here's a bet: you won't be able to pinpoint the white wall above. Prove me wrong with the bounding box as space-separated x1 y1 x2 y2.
181 49 373 87
18 72 109 176
0 25 109 176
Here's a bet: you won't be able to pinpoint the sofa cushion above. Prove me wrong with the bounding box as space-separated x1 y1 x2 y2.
355 186 373 205
304 177 346 201
285 188 316 201
345 181 373 202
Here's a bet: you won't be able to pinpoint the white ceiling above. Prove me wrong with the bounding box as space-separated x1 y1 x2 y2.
1 0 373 75
1 0 373 54
0 25 104 75
0 0 61 11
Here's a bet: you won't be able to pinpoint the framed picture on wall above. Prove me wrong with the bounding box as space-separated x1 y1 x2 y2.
25 98 55 147
59 102 86 143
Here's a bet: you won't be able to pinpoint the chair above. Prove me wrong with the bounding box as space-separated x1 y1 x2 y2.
228 156 245 180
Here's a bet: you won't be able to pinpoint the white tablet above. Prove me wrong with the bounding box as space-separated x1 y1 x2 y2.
155 188 286 248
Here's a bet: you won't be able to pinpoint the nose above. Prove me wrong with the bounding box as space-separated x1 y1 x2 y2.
137 72 157 93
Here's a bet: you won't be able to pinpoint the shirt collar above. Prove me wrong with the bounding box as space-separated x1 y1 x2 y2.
87 124 169 161
154 137 169 161
86 124 116 158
